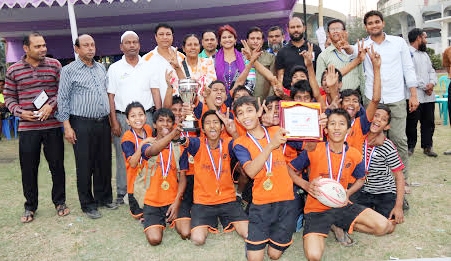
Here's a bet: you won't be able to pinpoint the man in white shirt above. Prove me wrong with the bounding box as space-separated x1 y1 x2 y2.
406 28 437 157
107 31 161 204
345 10 419 184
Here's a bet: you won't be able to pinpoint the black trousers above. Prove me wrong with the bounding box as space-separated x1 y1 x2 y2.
406 101 435 149
19 128 66 212
70 116 112 212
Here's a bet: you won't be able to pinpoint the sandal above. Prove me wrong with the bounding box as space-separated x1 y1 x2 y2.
21 210 34 223
56 204 70 217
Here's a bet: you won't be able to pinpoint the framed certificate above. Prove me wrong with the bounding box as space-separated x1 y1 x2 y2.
32 90 49 109
279 101 323 141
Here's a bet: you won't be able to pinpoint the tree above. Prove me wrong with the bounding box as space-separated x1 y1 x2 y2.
426 47 442 70
346 16 367 44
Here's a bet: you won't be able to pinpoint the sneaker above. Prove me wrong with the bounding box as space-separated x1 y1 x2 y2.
444 149 451 155
116 195 125 205
423 148 438 157
408 148 414 157
101 202 118 210
85 209 102 219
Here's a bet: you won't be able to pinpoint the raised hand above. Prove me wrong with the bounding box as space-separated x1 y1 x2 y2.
269 127 288 149
325 64 339 88
356 39 367 63
168 47 180 69
367 44 381 68
300 42 314 67
165 69 175 86
241 40 252 61
216 108 237 135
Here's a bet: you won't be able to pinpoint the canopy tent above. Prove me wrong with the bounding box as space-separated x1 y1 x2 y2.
0 0 296 62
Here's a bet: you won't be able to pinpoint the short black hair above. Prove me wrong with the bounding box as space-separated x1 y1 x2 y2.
377 103 392 124
232 85 252 100
290 80 313 100
23 32 43 46
246 26 264 39
408 28 424 43
364 10 384 25
208 80 226 88
201 110 224 129
289 65 308 81
153 108 175 124
0 79 5 84
182 34 200 47
321 68 343 83
328 108 352 129
340 89 361 102
172 95 183 106
154 23 174 35
125 101 145 118
327 19 346 32
232 96 259 116
264 95 281 107
268 25 284 35
201 30 217 39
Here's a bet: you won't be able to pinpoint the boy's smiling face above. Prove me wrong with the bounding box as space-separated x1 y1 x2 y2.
325 113 350 143
235 103 260 130
341 95 360 119
171 103 183 123
154 115 174 138
202 114 224 140
370 109 390 134
264 101 280 125
293 91 312 102
126 107 146 131
209 83 227 107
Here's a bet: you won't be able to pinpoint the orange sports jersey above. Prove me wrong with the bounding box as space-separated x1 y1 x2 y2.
121 125 153 194
289 142 365 214
143 144 184 207
282 143 298 164
180 137 236 205
195 102 233 139
233 126 294 205
180 132 196 176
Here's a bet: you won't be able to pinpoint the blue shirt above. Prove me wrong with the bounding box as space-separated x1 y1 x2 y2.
57 59 110 121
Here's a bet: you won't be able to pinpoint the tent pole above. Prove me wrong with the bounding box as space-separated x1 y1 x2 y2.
67 2 78 58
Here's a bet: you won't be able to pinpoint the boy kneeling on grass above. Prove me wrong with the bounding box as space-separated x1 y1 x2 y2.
140 108 186 246
288 109 396 261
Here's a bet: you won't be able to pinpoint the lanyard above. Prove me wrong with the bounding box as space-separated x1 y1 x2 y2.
206 139 223 181
131 128 146 166
159 142 173 179
344 119 356 141
326 142 346 182
247 127 272 173
364 140 377 173
333 49 351 63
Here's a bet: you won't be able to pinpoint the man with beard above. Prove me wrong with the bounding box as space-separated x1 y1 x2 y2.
315 19 365 91
343 10 418 194
275 17 322 89
199 30 218 58
266 26 285 55
405 28 437 157
4 32 69 223
108 31 161 205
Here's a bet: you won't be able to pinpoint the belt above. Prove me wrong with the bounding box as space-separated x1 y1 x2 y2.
115 106 156 115
70 115 109 122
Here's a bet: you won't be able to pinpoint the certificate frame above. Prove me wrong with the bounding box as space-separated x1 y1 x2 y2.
32 90 49 109
279 101 323 141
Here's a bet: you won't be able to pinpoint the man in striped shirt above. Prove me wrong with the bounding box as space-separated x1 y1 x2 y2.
4 32 69 223
57 34 117 219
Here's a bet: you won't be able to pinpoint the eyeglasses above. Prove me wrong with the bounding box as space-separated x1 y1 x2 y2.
329 28 344 33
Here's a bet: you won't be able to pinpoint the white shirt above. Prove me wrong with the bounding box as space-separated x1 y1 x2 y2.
353 34 417 104
405 45 436 103
107 56 155 112
143 46 185 102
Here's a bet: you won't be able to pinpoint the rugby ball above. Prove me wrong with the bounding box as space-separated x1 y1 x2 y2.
316 178 347 208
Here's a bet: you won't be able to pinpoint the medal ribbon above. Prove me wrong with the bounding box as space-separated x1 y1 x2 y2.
131 128 146 166
326 142 346 182
206 139 223 181
364 140 377 173
159 142 173 179
247 127 272 174
344 118 356 141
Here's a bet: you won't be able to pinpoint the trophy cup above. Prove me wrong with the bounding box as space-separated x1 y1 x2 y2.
178 78 199 132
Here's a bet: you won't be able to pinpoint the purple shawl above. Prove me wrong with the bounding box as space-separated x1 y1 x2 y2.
215 48 245 88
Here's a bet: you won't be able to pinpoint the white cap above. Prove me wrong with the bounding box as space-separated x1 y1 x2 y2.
120 31 139 43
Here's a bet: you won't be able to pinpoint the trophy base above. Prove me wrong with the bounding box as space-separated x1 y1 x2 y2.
182 120 199 133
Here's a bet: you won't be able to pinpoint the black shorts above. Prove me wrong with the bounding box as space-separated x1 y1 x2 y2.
350 190 396 219
303 203 367 237
177 175 194 219
143 204 171 231
246 200 297 251
191 201 248 233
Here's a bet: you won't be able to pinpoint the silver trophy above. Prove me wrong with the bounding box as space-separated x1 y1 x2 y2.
178 78 199 131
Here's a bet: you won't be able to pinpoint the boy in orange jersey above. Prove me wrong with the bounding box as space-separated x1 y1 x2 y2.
179 110 248 245
140 108 186 246
288 109 396 261
121 102 155 219
232 96 297 261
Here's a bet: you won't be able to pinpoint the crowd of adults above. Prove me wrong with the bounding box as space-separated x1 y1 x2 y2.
1 8 451 260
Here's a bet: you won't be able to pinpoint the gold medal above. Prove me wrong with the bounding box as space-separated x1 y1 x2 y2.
161 180 170 190
215 187 221 195
188 155 194 164
263 178 273 191
266 172 273 177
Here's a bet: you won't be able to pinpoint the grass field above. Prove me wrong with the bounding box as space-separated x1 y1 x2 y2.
0 118 450 261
